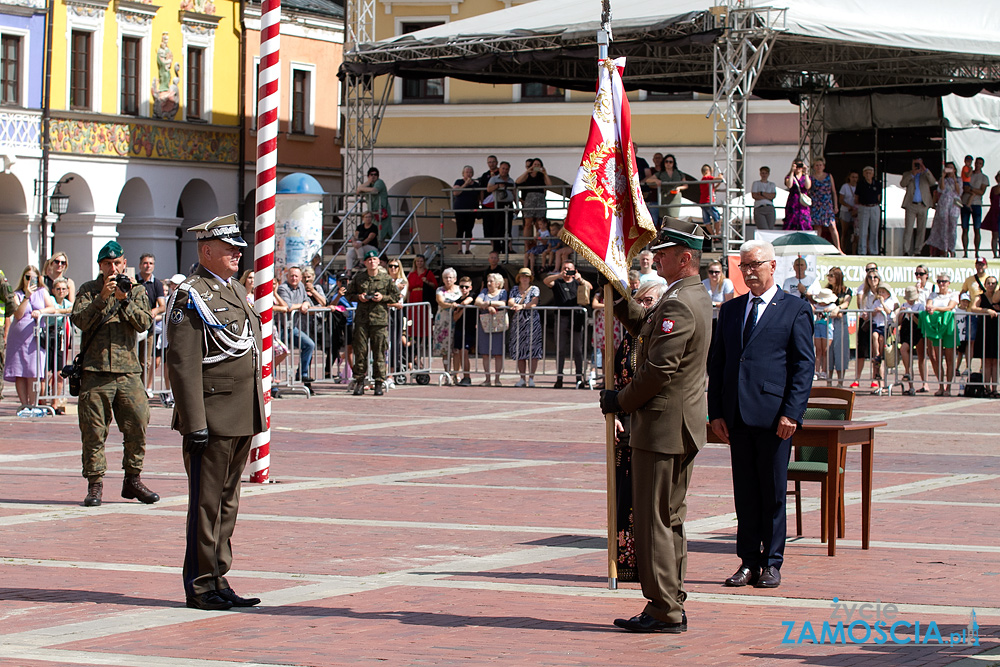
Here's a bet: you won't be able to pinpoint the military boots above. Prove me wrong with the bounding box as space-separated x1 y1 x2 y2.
122 474 160 504
83 478 103 507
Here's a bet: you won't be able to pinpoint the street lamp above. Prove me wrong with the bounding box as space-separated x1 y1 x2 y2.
42 175 72 259
49 185 69 216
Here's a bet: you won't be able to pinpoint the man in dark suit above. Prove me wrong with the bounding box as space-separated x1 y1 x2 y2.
708 239 814 589
167 214 265 610
601 219 712 633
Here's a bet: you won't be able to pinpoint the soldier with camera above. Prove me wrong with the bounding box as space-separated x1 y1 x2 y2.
345 250 399 396
70 241 159 507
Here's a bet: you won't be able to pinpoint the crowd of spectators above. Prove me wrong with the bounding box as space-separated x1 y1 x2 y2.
0 250 189 415
760 256 1000 397
338 150 991 261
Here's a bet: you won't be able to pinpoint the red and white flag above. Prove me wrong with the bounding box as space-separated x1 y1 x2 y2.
560 57 656 296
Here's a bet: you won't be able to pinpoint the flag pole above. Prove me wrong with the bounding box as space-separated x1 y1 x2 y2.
597 22 618 592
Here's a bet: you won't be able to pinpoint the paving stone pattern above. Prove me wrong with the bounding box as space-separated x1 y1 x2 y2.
0 386 996 666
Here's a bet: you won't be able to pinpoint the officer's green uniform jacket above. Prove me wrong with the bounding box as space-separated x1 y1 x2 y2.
165 268 264 437
345 271 400 324
71 277 153 373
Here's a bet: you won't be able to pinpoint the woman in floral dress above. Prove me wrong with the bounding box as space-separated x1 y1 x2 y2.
433 267 463 383
508 268 542 387
783 159 813 231
809 158 841 252
926 161 962 257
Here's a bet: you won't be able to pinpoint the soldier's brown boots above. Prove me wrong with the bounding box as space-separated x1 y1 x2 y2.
122 474 160 504
83 478 103 507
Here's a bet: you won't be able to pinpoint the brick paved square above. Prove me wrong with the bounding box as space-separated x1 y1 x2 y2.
0 390 996 666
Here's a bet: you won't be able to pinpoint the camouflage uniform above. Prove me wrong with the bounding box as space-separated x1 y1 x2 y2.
70 276 153 480
345 270 399 382
0 270 13 400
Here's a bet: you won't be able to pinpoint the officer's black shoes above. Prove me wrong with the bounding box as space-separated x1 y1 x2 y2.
83 479 103 507
554 378 564 389
186 591 234 611
373 382 384 396
755 565 781 588
217 587 261 607
353 382 365 396
613 611 687 633
122 474 160 504
724 565 760 587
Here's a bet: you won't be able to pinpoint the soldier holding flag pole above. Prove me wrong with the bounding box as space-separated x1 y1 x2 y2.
561 5 710 632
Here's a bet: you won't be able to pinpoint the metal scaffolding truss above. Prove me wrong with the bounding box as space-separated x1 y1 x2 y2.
711 3 784 255
796 92 825 164
342 0 385 192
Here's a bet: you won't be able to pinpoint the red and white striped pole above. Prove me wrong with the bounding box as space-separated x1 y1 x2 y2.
250 0 280 483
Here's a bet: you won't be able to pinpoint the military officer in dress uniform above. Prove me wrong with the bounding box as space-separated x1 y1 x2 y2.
166 214 265 611
71 240 160 507
600 219 712 633
345 250 399 396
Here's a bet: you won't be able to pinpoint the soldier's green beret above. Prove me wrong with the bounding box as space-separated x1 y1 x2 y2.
97 241 124 262
364 250 379 260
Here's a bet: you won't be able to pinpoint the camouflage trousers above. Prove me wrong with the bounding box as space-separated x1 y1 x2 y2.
352 321 389 382
78 371 149 480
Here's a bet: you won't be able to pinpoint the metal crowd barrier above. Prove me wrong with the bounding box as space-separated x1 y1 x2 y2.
813 306 999 397
271 301 434 395
434 303 594 386
24 312 76 414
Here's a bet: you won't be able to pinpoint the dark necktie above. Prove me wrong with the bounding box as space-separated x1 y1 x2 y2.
742 296 762 348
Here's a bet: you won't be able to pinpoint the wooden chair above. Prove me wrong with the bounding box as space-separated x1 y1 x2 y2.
787 387 855 542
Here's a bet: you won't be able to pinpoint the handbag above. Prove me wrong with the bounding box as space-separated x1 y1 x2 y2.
793 179 812 207
479 310 509 333
373 207 390 222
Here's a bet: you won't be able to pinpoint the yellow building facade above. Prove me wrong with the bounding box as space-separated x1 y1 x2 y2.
0 0 245 283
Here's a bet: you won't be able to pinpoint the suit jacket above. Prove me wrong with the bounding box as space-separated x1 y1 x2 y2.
613 274 712 455
900 170 938 209
707 288 814 430
166 267 264 437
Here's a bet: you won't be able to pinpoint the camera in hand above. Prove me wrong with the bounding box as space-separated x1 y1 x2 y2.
565 269 576 276
115 273 132 293
363 293 376 301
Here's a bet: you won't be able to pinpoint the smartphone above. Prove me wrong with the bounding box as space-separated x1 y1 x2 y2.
29 276 38 288
124 267 136 281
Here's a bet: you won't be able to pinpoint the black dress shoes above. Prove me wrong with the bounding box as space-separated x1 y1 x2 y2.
756 565 781 588
217 587 261 607
186 591 233 610
724 565 760 587
613 611 687 633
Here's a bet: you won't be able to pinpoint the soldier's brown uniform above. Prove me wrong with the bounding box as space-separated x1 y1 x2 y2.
70 276 153 481
613 274 711 625
166 267 264 598
345 270 399 383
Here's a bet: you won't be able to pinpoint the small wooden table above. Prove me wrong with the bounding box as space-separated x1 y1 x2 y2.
707 419 886 556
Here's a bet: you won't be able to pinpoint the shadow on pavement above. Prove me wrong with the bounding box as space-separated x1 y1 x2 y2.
261 605 617 632
0 588 178 608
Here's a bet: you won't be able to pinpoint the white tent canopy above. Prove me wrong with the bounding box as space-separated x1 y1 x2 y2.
380 0 1000 58
344 0 1000 98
